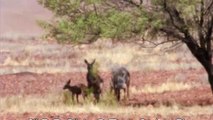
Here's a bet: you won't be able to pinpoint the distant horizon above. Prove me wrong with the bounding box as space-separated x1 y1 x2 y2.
0 0 52 39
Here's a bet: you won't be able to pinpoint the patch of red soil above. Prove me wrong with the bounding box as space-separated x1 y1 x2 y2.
0 112 212 120
130 69 206 87
0 69 212 106
0 69 212 119
0 69 206 96
0 72 88 96
128 87 213 107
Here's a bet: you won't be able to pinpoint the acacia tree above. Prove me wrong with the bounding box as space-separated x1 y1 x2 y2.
38 0 213 93
148 0 213 93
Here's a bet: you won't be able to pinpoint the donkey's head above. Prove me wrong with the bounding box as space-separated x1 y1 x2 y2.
84 59 96 72
63 79 71 90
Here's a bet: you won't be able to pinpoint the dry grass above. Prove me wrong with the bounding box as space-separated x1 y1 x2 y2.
0 39 202 74
84 40 202 71
1 39 210 116
0 92 212 116
130 81 199 94
2 56 75 74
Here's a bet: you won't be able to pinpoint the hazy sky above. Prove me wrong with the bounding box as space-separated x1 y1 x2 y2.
0 0 52 38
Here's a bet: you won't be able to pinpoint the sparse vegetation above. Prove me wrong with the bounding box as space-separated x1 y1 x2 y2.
0 40 202 74
130 81 199 94
0 92 212 116
1 0 213 119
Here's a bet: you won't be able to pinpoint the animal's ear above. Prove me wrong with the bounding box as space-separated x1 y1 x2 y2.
67 79 71 84
84 59 89 65
92 59 96 65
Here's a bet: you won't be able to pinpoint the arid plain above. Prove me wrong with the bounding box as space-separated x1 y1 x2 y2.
0 0 213 119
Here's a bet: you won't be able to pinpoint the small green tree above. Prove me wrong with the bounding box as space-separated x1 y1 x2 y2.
37 0 150 44
38 0 213 93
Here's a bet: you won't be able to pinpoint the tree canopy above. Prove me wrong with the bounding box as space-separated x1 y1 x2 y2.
37 0 150 44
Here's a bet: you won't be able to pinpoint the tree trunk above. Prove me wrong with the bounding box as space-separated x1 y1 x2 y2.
160 0 213 94
184 37 213 94
207 70 213 94
190 50 213 94
193 54 213 94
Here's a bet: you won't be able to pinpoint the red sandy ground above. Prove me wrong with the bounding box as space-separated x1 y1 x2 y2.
0 69 209 96
0 112 213 120
1 0 212 119
0 39 212 119
0 69 213 119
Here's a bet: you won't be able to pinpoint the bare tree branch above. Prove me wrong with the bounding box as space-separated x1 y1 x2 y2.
93 3 98 16
162 1 180 30
161 41 183 52
204 0 213 15
135 35 180 48
200 0 205 26
162 0 199 46
206 15 213 60
206 15 213 42
160 28 185 41
123 0 143 8
198 0 205 49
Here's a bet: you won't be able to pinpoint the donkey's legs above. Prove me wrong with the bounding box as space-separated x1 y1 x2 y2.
123 88 127 100
116 89 121 101
94 93 100 103
72 93 75 102
76 94 79 103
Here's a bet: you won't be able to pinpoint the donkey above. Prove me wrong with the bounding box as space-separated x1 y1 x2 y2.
63 80 87 103
84 59 103 102
111 67 130 101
